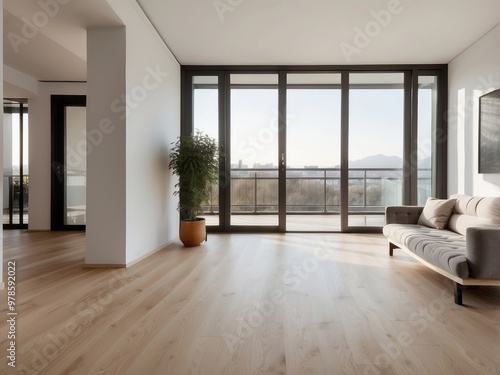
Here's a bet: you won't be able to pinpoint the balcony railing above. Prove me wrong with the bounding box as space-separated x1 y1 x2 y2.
203 167 431 215
3 175 29 225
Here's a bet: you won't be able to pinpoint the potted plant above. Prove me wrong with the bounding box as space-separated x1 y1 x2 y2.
169 130 220 246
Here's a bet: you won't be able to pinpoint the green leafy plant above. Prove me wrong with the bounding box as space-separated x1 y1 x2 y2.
169 130 220 221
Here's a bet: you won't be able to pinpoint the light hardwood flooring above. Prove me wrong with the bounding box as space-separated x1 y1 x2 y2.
1 230 500 375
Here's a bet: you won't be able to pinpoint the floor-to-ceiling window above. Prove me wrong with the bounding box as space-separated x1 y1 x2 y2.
192 75 221 226
348 73 405 229
286 73 341 231
183 66 447 233
417 75 438 205
229 74 279 228
3 100 29 229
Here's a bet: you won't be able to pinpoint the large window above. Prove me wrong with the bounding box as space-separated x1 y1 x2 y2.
192 76 220 226
348 73 404 227
286 73 341 231
417 75 438 205
3 100 29 228
230 74 279 227
182 66 447 233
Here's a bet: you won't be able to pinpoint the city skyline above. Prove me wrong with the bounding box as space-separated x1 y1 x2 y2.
194 86 433 169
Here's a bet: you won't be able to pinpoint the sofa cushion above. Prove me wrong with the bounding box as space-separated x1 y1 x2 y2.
417 197 457 229
383 224 469 278
448 194 500 235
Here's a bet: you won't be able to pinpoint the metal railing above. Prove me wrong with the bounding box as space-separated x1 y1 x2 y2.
3 175 29 225
203 167 431 215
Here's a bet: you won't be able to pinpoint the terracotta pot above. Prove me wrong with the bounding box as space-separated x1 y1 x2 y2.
179 218 206 247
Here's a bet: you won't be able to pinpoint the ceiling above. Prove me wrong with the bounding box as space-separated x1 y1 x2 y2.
138 0 500 65
3 0 122 82
3 0 500 86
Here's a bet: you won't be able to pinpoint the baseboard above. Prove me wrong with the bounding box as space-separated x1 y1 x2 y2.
125 237 179 268
83 237 180 269
82 264 127 269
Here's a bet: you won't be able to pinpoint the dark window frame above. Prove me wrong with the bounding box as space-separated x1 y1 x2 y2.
182 65 448 233
3 99 29 229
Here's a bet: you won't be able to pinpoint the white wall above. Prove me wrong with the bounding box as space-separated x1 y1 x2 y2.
86 26 127 265
4 65 38 97
106 0 180 264
85 0 180 265
448 24 500 196
28 82 86 230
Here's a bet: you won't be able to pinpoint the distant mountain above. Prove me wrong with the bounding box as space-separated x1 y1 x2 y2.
348 154 403 168
418 156 432 169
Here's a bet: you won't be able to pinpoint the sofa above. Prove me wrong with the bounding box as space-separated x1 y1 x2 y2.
383 194 500 305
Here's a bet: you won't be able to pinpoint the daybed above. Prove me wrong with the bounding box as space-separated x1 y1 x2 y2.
383 194 500 305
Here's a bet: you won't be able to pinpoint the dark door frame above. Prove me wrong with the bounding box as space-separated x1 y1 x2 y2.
3 99 29 229
51 95 86 231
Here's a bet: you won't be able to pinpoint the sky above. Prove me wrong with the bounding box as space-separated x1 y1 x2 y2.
4 82 432 173
3 113 29 174
194 85 433 169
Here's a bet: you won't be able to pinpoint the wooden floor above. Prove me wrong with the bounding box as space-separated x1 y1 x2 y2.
1 230 500 375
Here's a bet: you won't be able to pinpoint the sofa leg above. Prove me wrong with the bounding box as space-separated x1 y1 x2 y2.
454 283 463 305
389 242 396 256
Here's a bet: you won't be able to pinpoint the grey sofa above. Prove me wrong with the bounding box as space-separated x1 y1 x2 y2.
383 194 500 305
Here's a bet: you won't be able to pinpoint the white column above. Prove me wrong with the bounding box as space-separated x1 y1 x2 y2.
86 27 127 265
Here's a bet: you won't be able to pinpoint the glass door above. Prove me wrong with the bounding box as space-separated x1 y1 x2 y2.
51 95 87 230
191 75 221 227
64 106 87 226
3 100 29 228
183 67 446 233
229 74 279 229
417 75 438 205
286 73 342 231
347 73 405 229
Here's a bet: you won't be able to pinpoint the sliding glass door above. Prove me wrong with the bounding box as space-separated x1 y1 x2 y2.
3 100 29 228
183 67 446 233
51 95 87 230
417 75 438 205
229 74 279 228
192 75 220 227
348 73 405 229
286 74 341 231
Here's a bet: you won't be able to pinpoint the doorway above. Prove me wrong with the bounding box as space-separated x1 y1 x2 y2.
51 95 87 230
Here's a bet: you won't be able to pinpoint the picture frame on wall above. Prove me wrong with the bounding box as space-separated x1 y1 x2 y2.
479 89 500 174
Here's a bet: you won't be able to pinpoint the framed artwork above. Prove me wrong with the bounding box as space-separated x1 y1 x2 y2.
479 89 500 173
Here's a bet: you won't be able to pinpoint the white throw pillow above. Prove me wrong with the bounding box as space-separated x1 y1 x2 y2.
418 197 457 229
